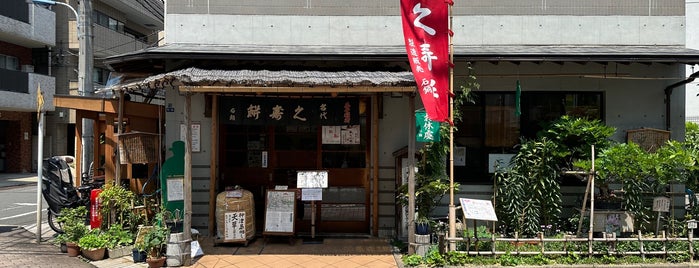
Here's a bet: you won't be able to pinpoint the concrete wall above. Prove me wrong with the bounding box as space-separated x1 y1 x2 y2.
0 4 55 48
165 14 685 47
164 92 213 235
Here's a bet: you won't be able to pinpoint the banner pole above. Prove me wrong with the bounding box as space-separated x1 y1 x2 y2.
447 0 456 252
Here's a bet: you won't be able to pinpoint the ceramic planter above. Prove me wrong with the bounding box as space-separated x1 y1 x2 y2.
108 245 134 259
66 242 81 257
82 247 106 261
146 256 166 268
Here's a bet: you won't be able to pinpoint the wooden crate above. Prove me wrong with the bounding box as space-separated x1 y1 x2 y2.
626 128 670 153
117 132 160 164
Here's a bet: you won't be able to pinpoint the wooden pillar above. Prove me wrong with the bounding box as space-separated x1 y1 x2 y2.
75 111 84 185
371 94 379 236
183 92 193 265
208 95 218 236
408 94 416 254
104 113 115 186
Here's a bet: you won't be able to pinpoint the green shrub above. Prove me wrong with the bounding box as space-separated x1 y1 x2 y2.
78 229 108 250
401 254 423 267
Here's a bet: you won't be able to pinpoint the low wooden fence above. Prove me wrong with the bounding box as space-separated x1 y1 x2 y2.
443 230 696 259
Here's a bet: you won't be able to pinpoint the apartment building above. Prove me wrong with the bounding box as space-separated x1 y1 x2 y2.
0 1 55 173
43 0 162 159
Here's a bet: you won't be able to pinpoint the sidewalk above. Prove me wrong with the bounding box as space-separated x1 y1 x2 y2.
0 225 95 268
0 173 37 188
91 235 400 268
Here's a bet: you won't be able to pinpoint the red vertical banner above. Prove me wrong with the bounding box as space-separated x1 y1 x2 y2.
400 0 450 122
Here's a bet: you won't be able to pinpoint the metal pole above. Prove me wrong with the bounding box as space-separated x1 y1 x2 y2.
36 112 45 242
447 0 456 252
588 145 595 255
408 94 416 254
78 0 94 180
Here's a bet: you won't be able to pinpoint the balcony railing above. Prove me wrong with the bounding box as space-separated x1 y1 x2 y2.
0 69 28 94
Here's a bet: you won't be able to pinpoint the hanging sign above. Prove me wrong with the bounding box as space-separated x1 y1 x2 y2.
220 97 359 126
416 110 440 142
400 0 450 122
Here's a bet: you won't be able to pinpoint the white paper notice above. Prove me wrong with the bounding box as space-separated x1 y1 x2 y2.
167 177 184 201
301 188 322 201
460 198 498 221
297 170 328 188
341 125 360 144
224 212 246 240
322 126 341 144
180 123 201 152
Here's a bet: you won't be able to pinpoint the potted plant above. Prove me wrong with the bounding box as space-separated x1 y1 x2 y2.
104 223 134 259
135 221 169 268
415 216 431 235
78 228 108 261
54 206 89 257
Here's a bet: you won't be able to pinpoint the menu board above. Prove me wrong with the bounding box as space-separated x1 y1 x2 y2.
263 190 296 235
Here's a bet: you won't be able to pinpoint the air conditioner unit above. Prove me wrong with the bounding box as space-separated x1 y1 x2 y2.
21 65 34 73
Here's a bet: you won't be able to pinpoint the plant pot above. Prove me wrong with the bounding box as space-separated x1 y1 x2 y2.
108 245 134 259
132 248 147 263
146 256 167 268
416 223 430 235
66 242 81 257
82 247 106 261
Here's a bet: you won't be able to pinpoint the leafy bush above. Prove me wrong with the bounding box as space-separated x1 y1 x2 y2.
55 206 89 244
78 229 108 250
104 223 133 249
401 254 423 267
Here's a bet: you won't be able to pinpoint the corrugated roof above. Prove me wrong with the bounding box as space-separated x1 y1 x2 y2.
114 67 416 91
107 43 699 64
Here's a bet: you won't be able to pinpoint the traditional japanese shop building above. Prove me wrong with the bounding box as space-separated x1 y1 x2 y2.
104 1 699 238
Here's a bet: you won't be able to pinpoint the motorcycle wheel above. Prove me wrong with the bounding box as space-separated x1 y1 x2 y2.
47 210 64 234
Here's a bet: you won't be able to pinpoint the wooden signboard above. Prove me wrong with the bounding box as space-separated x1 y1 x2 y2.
263 190 296 236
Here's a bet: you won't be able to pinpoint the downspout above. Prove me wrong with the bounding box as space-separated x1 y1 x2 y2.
664 70 699 130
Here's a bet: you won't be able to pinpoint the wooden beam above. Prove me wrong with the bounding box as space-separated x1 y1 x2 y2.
181 86 416 94
105 113 116 186
54 95 163 119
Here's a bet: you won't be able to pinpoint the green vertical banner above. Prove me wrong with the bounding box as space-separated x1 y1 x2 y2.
515 80 522 117
416 110 440 142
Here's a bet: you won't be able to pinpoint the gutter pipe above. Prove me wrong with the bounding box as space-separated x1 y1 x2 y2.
664 69 699 130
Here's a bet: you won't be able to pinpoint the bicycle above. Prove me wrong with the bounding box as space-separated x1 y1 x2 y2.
42 157 103 233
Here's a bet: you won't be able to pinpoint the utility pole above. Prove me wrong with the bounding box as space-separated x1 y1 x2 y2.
79 0 94 179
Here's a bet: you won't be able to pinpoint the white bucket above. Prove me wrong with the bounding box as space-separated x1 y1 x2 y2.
166 232 192 267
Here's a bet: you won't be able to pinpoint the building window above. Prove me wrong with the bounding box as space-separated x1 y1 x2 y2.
0 54 19 70
93 67 110 85
453 91 603 183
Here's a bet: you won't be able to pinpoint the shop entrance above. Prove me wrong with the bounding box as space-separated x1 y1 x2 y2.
218 96 370 235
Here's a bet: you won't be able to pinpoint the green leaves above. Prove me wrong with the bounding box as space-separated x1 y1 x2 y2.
496 138 562 236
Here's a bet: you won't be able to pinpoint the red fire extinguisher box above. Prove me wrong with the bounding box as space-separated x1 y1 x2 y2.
90 189 102 229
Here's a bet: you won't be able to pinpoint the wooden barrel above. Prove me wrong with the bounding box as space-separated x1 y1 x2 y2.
215 189 256 242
